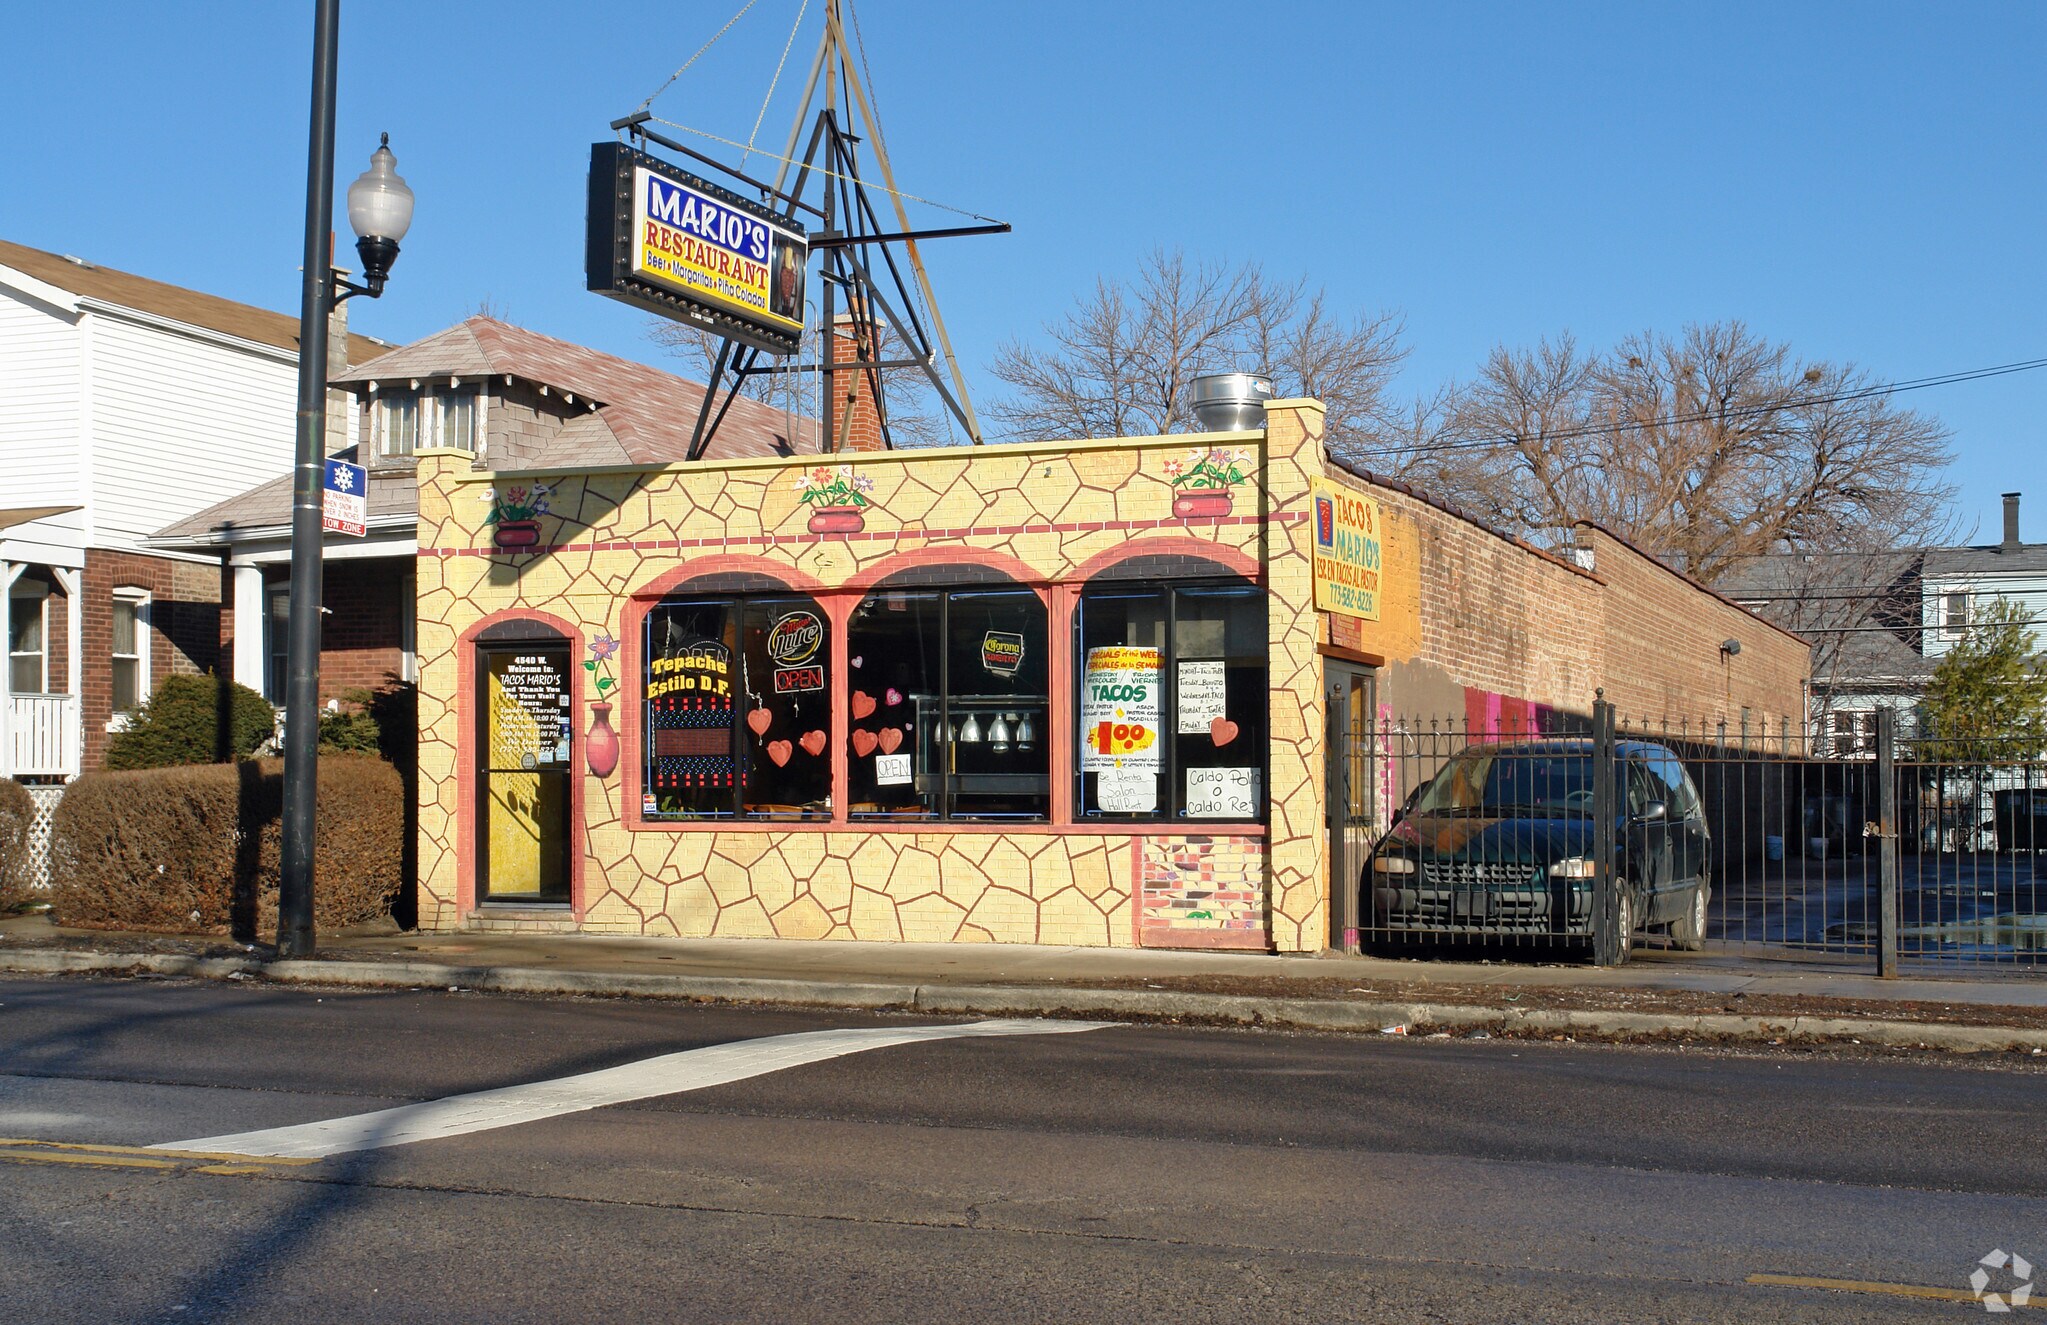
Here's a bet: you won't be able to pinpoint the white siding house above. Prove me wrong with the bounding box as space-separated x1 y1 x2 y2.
0 238 385 782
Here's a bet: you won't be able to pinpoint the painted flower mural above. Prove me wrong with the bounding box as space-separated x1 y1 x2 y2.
583 630 620 777
1168 447 1253 518
796 464 877 532
483 483 553 548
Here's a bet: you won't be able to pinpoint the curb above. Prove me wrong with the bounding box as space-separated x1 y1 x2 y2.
4 948 2044 1055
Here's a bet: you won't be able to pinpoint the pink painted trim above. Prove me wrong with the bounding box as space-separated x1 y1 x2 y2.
454 608 589 923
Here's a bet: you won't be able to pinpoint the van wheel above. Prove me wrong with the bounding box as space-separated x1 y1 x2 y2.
1671 881 1708 951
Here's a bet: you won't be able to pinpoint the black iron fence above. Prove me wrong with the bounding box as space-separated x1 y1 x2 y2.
1334 700 2047 972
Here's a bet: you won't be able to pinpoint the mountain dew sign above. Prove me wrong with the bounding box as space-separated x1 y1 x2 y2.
1310 477 1382 621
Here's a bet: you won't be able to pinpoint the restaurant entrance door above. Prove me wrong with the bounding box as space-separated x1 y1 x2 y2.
476 639 572 904
1325 662 1377 953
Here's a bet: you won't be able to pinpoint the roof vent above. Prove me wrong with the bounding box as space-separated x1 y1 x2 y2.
1187 373 1274 433
60 254 93 268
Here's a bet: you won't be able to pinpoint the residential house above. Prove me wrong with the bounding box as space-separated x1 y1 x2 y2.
150 315 826 706
0 238 385 785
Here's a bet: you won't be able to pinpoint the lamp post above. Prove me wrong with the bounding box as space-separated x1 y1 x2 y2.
277 0 413 959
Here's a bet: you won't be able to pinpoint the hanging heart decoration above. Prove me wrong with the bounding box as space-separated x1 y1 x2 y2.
1210 717 1240 747
877 727 903 755
851 729 879 757
746 707 773 736
885 688 903 706
766 739 793 767
850 655 864 668
799 729 828 757
851 691 878 720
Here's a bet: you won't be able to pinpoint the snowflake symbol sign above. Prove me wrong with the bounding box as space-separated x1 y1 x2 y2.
1971 1248 2034 1313
330 463 355 493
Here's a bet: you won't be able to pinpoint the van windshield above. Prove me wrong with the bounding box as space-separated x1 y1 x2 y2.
1412 751 1596 818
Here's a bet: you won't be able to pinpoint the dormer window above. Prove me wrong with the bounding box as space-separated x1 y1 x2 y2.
375 384 478 460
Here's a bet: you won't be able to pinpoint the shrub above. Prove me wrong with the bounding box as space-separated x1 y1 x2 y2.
49 755 402 937
105 674 276 770
318 682 417 766
0 779 34 910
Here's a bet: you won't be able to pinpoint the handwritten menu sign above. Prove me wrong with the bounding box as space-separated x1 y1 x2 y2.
1097 768 1157 813
1177 661 1227 734
1185 767 1260 818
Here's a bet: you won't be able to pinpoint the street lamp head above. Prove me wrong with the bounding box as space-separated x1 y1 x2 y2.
346 133 413 292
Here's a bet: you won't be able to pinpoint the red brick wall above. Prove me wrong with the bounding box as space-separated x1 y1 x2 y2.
829 313 885 454
315 560 410 699
78 550 224 769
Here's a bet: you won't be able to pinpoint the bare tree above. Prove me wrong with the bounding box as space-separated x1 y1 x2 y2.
1379 321 1956 584
648 317 950 448
987 248 1406 451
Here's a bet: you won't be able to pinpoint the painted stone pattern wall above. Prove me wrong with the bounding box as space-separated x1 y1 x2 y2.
412 402 1329 951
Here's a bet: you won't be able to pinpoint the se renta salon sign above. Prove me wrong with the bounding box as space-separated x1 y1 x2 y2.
586 141 807 356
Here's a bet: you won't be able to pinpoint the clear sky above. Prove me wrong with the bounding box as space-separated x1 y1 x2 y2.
3 2 2041 542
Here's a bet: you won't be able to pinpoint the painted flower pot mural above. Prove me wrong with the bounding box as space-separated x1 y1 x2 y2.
583 631 621 777
484 483 552 549
1164 447 1252 519
796 464 875 533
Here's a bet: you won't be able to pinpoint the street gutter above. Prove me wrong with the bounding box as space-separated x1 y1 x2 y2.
5 948 2045 1055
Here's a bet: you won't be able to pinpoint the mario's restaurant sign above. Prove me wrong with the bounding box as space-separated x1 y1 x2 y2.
1310 477 1383 621
587 142 807 355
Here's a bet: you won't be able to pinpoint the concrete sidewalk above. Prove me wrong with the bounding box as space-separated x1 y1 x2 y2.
5 911 2046 1053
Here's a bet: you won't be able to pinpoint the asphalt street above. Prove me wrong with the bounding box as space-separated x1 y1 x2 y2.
1 973 2042 1323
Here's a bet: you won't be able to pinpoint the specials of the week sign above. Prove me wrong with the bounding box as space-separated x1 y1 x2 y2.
1310 477 1384 621
586 141 807 355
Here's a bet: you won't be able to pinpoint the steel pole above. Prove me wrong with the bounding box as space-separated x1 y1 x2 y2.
277 0 341 958
1876 706 1900 976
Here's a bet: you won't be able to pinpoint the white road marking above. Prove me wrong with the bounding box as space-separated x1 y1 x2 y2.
155 1019 1113 1160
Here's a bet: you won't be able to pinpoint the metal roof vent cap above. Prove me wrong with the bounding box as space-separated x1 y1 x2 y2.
1188 372 1275 433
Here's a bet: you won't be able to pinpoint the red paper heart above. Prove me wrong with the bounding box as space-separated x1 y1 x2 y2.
877 726 903 755
851 690 878 720
766 739 793 767
746 707 772 736
799 729 828 757
852 729 878 757
1210 717 1239 747
885 688 903 706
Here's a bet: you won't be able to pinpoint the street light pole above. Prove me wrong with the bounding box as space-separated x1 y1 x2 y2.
277 0 343 960
278 0 412 958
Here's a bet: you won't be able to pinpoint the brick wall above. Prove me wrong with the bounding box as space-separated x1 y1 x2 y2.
829 312 884 454
316 560 410 699
1138 835 1268 949
78 549 224 768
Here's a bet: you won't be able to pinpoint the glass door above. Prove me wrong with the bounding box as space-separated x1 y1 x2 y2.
1326 662 1377 952
477 642 572 903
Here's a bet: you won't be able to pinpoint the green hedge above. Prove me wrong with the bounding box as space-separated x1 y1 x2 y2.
0 779 33 910
105 674 276 770
49 755 401 937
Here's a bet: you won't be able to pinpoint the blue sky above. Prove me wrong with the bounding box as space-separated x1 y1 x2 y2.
3 2 2041 540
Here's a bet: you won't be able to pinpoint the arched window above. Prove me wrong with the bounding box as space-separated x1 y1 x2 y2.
846 569 1048 821
1077 578 1267 821
643 590 831 819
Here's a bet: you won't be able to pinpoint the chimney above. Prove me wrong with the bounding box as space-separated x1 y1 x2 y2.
829 310 885 453
2003 492 2022 552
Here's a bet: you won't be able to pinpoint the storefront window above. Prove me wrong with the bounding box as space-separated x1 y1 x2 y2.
1077 582 1267 820
846 588 1049 820
643 595 830 819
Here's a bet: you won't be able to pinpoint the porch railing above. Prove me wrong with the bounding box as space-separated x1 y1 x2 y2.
6 692 79 777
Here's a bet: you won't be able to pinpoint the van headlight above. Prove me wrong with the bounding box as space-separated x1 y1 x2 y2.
1371 855 1416 876
1548 857 1596 880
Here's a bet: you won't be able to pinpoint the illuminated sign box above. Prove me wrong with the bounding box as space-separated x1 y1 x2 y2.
586 141 807 356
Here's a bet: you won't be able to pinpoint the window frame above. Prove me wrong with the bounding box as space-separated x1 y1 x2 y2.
1941 588 1972 639
110 589 150 717
641 592 834 822
844 586 1051 824
8 582 48 695
1074 578 1269 825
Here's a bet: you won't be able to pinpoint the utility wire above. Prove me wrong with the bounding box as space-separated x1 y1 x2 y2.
1350 355 2047 461
645 116 1004 222
635 0 759 113
740 0 809 174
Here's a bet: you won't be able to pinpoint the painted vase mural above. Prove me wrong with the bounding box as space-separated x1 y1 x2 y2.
484 483 552 549
1165 447 1252 519
796 464 875 533
583 631 620 777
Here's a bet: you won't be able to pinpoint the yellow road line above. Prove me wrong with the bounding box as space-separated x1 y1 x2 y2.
0 1138 315 1166
1749 1272 2029 1307
0 1150 179 1171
